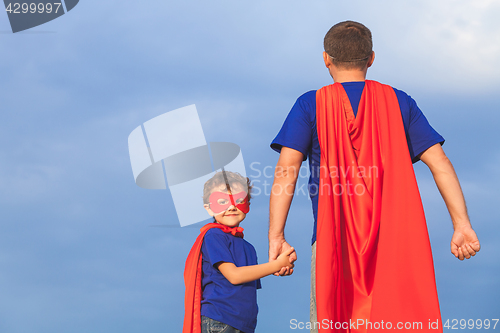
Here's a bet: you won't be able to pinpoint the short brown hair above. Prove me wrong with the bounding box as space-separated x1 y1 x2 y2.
324 21 373 70
203 171 252 204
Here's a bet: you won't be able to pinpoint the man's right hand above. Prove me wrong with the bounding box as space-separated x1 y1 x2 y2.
268 147 303 276
269 238 297 276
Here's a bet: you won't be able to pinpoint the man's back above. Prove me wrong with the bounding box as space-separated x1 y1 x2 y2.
314 81 441 330
271 81 444 243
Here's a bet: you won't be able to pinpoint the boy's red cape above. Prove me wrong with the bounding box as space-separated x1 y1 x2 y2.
183 222 244 333
315 81 442 332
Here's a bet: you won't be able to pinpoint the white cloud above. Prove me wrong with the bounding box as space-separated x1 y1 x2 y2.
367 0 500 94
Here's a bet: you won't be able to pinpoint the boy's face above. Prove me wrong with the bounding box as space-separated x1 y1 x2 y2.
204 183 249 228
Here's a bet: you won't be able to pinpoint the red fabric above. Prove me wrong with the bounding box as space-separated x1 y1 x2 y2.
315 81 442 332
183 223 244 333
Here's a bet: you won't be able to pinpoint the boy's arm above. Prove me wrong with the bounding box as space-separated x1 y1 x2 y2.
419 143 480 260
269 147 303 276
218 247 295 285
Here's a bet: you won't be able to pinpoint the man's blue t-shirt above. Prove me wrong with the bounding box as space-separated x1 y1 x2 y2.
201 228 262 333
271 82 445 244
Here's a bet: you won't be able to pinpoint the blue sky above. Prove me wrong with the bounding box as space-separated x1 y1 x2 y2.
0 0 499 332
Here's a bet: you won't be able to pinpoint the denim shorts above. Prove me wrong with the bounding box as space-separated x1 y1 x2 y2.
201 316 244 333
310 242 318 333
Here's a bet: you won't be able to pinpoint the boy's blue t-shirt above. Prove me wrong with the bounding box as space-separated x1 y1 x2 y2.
201 228 262 333
270 82 445 244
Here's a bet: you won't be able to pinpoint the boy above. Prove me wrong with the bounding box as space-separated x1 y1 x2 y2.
184 171 295 333
268 21 480 332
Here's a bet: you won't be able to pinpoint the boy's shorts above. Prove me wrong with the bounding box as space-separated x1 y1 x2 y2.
201 316 244 333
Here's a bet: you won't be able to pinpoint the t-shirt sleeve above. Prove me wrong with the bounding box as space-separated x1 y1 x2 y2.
202 230 234 268
254 250 262 290
270 91 316 161
395 89 445 163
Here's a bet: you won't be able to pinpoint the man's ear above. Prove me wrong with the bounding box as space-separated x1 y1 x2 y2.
323 51 333 68
367 51 375 68
204 204 215 217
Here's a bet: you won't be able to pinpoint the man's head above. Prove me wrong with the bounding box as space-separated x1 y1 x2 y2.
324 21 373 71
203 171 252 227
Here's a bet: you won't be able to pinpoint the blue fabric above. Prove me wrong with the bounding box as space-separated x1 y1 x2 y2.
270 82 445 244
201 228 261 333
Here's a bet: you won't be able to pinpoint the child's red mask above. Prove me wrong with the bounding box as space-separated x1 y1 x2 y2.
208 191 250 215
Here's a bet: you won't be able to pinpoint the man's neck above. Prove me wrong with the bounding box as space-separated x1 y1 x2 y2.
331 70 367 83
323 51 374 83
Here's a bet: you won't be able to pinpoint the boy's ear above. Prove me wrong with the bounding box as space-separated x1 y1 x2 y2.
204 204 215 217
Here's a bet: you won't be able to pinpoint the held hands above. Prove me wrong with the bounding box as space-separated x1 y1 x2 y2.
276 247 296 272
269 239 297 276
451 225 480 260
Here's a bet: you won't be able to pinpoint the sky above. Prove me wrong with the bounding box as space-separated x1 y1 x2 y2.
0 0 499 332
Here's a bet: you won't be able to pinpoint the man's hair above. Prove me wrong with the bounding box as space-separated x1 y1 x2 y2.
203 171 252 204
324 21 373 70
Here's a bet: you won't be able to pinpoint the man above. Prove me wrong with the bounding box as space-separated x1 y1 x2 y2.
268 21 480 333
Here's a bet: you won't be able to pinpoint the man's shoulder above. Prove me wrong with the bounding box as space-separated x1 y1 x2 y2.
366 80 410 97
391 85 411 99
293 90 317 115
298 90 317 100
389 86 417 111
369 81 415 107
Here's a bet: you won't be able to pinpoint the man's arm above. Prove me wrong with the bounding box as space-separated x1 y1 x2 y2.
419 143 480 260
218 247 295 285
269 147 303 275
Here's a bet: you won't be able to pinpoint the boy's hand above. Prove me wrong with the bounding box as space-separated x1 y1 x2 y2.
451 225 480 260
276 247 296 272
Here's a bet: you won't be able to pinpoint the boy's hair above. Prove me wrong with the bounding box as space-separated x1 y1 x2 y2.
324 21 373 70
203 171 252 204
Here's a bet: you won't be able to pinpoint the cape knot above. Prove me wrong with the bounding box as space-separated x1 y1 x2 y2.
201 223 244 238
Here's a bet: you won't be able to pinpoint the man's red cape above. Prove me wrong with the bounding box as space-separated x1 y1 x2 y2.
182 222 244 333
315 81 442 332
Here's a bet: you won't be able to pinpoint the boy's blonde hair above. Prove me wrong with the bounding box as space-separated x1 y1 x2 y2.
203 171 252 204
